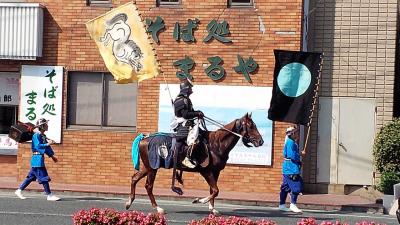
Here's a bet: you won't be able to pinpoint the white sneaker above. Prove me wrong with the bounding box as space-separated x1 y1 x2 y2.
15 189 26 200
289 203 302 213
46 194 61 201
278 204 290 211
182 157 196 168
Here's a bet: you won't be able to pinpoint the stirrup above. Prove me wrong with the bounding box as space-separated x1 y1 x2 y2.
182 157 196 168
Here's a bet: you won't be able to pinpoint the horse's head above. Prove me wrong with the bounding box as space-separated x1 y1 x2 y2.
236 113 264 147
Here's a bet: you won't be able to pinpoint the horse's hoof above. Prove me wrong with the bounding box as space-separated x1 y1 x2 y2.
156 206 165 214
171 186 183 196
192 197 200 204
211 209 220 216
125 198 133 210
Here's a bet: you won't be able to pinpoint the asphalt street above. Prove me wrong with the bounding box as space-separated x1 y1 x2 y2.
0 190 396 225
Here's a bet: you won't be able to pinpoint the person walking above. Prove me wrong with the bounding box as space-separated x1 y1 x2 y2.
278 126 303 213
15 118 60 201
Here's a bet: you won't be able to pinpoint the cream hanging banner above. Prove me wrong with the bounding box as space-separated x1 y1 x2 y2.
86 2 159 83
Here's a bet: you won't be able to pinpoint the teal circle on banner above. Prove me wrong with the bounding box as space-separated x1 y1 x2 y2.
277 62 311 97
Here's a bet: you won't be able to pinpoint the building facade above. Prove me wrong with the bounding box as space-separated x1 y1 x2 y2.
1 0 397 196
0 0 302 194
304 0 398 193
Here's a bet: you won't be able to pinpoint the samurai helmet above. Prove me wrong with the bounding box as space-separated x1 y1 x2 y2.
179 78 193 96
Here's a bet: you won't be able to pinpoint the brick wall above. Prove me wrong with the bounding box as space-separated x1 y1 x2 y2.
1 0 302 193
308 0 397 126
0 156 17 177
304 0 397 185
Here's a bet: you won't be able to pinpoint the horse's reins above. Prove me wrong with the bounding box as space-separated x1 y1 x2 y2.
203 116 243 138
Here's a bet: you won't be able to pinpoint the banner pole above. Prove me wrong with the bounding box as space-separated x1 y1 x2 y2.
302 54 324 155
303 125 312 155
161 71 174 105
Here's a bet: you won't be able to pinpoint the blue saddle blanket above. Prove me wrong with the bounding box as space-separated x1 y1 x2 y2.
147 133 175 169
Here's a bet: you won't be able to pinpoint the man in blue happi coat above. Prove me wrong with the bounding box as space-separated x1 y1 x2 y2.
278 126 304 213
15 118 61 201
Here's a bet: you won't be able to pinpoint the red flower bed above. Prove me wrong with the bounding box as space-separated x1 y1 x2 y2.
296 218 386 225
72 208 387 225
188 214 277 225
72 208 167 225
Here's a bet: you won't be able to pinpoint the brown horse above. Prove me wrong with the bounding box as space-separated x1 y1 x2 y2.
125 113 264 215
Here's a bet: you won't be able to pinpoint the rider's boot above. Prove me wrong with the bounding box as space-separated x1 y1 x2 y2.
171 142 184 196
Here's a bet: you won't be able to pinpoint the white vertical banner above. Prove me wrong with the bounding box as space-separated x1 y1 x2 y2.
20 65 63 143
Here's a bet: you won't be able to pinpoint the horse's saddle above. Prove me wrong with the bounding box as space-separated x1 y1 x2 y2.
146 133 209 170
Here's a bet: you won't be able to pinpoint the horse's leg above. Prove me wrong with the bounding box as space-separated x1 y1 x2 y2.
125 168 148 210
145 169 165 214
193 170 219 206
208 171 221 215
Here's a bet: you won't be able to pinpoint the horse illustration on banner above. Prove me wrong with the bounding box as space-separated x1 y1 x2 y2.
99 13 143 72
86 2 159 83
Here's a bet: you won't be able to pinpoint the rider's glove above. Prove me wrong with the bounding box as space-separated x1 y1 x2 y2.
196 111 204 118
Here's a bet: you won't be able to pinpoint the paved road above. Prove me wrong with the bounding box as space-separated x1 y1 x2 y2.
0 191 396 225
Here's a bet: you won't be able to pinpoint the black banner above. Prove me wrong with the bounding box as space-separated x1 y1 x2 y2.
268 50 323 125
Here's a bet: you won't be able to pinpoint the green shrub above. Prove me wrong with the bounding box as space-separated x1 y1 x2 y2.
373 118 400 174
376 171 400 195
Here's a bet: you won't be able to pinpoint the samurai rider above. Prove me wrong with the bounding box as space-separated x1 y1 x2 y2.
172 78 204 168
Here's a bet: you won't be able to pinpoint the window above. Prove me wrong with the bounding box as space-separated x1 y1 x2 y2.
0 73 19 153
86 0 112 7
0 73 19 134
157 0 180 6
0 106 17 134
0 105 18 153
67 72 137 130
228 0 253 7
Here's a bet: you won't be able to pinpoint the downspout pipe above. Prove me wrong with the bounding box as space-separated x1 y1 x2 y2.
394 2 400 118
302 0 309 51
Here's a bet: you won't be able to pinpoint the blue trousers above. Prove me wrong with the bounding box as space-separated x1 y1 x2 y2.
19 167 52 195
279 174 303 204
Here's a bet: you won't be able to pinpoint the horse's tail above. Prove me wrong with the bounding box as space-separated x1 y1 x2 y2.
131 133 144 170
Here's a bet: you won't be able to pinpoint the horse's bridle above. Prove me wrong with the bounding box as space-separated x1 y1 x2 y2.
236 118 253 147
